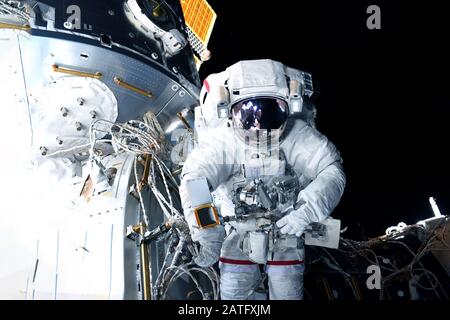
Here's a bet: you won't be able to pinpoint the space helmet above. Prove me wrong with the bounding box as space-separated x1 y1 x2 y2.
199 59 315 144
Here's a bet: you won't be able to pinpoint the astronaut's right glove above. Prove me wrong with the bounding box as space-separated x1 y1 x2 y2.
179 176 226 266
276 208 310 237
192 225 226 267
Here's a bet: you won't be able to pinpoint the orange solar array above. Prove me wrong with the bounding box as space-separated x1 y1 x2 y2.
180 0 217 44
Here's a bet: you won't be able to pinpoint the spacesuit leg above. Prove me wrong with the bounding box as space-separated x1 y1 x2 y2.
219 229 265 300
266 246 305 300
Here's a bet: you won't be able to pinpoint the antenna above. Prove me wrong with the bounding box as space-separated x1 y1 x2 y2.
429 196 443 217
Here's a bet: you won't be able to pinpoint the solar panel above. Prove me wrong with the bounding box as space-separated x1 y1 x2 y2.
180 0 217 65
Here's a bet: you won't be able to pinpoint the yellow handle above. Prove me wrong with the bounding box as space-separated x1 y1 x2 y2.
114 77 153 99
0 22 31 31
52 64 103 79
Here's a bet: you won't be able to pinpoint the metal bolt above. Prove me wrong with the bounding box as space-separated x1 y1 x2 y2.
56 137 63 145
77 97 85 106
172 66 178 74
63 21 73 29
75 122 82 131
171 84 179 91
39 146 48 156
129 32 135 38
151 52 159 60
90 110 97 119
61 107 68 117
200 49 212 61
108 9 115 16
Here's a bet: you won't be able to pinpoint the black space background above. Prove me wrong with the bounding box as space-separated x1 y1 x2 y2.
198 0 450 239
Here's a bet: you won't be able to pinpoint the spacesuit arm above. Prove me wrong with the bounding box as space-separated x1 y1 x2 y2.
277 124 346 235
179 145 235 228
179 130 236 266
296 161 346 224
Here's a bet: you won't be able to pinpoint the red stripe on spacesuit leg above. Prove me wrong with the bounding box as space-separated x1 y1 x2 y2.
267 260 304 266
219 258 304 266
219 257 257 265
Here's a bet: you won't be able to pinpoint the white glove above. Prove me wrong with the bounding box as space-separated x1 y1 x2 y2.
192 225 226 267
276 208 310 237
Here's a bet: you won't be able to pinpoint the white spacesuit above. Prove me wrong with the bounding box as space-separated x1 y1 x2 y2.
179 59 346 300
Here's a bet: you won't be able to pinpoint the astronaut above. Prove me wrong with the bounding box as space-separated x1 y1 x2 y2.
179 59 346 300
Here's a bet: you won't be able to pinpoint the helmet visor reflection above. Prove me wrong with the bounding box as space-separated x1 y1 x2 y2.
231 97 288 131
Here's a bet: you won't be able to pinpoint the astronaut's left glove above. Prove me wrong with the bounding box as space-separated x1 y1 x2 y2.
276 208 310 237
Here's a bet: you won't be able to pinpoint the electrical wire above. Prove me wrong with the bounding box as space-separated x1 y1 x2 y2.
162 265 207 299
92 114 179 220
88 114 219 300
45 139 111 158
0 0 30 21
161 263 219 300
102 113 219 299
321 247 361 300
133 156 149 226
339 217 449 300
